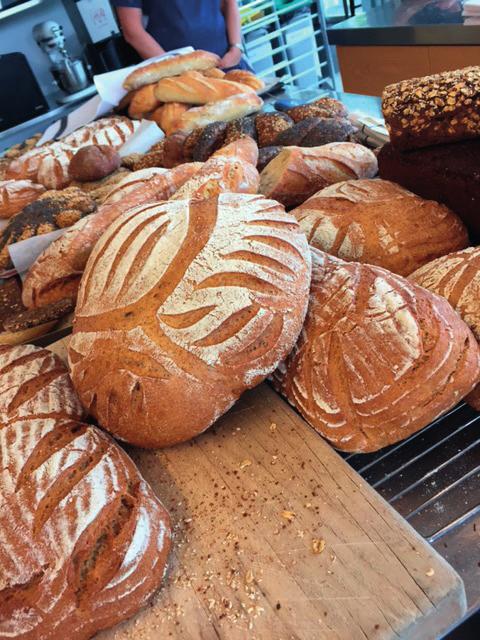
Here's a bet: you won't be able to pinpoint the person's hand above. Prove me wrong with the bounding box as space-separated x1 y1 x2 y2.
219 46 242 69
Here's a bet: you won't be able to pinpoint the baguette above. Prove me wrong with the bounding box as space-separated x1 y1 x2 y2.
175 93 263 132
150 102 190 134
22 163 202 308
124 50 220 90
128 84 160 119
154 75 254 105
259 143 378 208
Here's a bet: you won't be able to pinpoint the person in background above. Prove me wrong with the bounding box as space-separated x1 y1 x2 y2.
113 0 251 70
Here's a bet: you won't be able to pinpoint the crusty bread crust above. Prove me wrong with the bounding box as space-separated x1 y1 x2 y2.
175 93 263 132
293 179 469 276
0 344 171 639
0 179 45 219
123 50 220 90
69 193 311 448
273 249 480 452
154 75 254 105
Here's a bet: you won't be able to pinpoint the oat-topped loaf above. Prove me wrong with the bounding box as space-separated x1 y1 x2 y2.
382 66 480 150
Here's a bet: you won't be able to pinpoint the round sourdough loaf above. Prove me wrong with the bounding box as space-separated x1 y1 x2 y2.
69 193 312 447
273 249 480 453
0 345 171 640
410 246 480 410
293 179 469 276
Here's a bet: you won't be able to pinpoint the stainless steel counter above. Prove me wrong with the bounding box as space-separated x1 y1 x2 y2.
328 0 480 45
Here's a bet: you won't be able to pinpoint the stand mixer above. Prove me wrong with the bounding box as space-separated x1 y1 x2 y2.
32 20 90 96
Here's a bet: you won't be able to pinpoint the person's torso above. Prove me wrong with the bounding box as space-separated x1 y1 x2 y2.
143 0 229 56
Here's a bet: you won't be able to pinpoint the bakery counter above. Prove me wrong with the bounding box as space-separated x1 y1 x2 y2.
327 0 480 95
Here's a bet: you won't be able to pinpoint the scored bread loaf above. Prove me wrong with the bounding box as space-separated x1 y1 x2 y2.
69 193 312 448
103 166 169 203
382 66 480 150
224 69 265 91
212 136 259 166
128 84 160 119
0 179 46 218
273 249 480 453
409 246 480 410
170 156 259 200
150 102 190 135
154 75 254 105
124 50 220 90
174 93 263 132
293 179 469 276
22 163 202 308
259 142 378 208
0 344 171 639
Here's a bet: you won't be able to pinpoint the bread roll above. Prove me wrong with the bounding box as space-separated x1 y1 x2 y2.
128 84 160 119
273 249 480 453
154 75 254 105
293 179 469 276
383 66 480 150
259 142 378 208
150 102 190 135
223 115 258 145
69 145 121 182
175 93 263 132
69 193 312 448
286 98 348 123
170 156 259 200
0 344 171 639
22 164 202 308
0 179 45 218
224 69 265 91
124 50 220 90
255 112 293 147
409 246 480 410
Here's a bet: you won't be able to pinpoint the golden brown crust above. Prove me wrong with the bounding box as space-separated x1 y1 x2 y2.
273 249 480 453
124 50 220 90
128 84 160 119
285 98 348 123
201 67 225 79
154 75 254 105
175 93 263 132
224 69 265 91
69 193 312 448
0 179 46 219
69 145 121 183
150 102 190 135
293 179 469 276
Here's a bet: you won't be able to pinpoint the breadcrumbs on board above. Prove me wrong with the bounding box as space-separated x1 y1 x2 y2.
239 459 252 469
312 538 326 554
281 510 295 521
270 422 277 432
426 568 435 577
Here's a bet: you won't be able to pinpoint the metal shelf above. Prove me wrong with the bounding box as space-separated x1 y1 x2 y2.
0 0 43 21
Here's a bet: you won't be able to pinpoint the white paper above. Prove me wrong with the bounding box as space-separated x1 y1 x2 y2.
8 228 67 280
76 0 120 43
94 46 194 107
118 119 164 156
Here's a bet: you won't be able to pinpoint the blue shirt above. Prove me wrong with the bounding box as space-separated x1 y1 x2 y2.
113 0 230 58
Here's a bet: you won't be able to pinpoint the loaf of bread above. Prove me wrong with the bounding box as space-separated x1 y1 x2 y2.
285 97 348 123
174 93 263 132
257 146 282 171
128 84 160 119
273 249 480 452
154 75 254 104
377 139 480 238
224 69 265 91
103 166 169 203
61 117 138 149
124 50 220 90
69 145 121 182
0 187 96 271
190 121 228 161
212 136 259 166
223 115 258 145
259 142 378 208
0 179 46 218
69 193 311 448
409 247 480 410
293 179 469 276
0 344 171 639
22 164 202 308
255 112 293 147
170 156 259 200
150 102 190 134
274 116 355 147
202 67 225 79
382 66 480 150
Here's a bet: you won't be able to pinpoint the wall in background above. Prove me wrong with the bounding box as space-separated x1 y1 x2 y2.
0 0 82 98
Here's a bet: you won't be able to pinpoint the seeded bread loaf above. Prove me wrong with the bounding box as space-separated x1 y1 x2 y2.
377 139 480 238
273 116 354 147
69 193 311 448
273 249 480 453
293 179 469 276
22 163 202 308
285 97 348 123
259 142 378 208
409 247 480 410
0 344 172 639
382 66 480 150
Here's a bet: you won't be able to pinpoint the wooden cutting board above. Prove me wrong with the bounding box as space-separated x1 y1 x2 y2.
50 339 466 640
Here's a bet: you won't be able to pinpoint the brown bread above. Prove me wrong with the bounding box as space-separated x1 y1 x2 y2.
274 116 355 147
22 163 202 309
409 246 480 410
255 112 293 147
259 142 378 208
127 84 159 119
285 97 348 123
0 179 46 218
0 344 171 639
150 102 189 134
212 136 259 166
69 193 312 448
273 249 480 453
293 179 469 276
69 145 121 182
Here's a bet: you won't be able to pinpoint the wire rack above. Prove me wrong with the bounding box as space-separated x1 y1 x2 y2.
239 0 336 91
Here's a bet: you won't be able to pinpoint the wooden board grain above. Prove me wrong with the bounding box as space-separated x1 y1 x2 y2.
49 340 466 640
